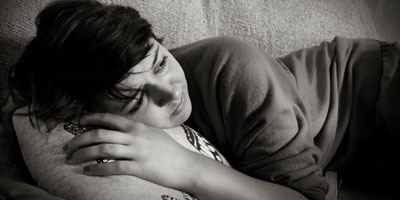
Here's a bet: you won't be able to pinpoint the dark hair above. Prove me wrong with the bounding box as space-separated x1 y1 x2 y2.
9 0 159 131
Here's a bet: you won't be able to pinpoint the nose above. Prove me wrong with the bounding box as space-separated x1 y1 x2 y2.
150 82 180 107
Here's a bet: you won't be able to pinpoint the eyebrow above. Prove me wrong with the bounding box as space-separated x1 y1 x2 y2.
129 44 160 75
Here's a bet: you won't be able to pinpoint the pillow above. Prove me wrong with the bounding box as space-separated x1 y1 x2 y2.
13 107 229 200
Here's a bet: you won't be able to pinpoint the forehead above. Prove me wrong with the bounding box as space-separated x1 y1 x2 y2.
128 39 160 73
117 39 161 88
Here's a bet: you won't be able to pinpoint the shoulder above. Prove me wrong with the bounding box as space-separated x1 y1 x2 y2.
172 36 273 81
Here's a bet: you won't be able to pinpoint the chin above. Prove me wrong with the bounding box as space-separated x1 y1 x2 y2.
181 101 192 122
168 103 192 128
179 108 192 124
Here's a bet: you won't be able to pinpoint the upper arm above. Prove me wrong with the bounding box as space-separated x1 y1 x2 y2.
181 37 330 199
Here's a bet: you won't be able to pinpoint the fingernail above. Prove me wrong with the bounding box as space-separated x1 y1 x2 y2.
83 166 90 172
63 144 68 151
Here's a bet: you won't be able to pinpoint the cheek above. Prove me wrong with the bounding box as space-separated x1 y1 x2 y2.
94 101 123 114
170 62 186 82
132 108 170 128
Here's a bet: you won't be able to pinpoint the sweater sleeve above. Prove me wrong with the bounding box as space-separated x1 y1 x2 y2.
173 36 331 200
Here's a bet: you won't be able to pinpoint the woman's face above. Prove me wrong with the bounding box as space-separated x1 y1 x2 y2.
95 39 192 128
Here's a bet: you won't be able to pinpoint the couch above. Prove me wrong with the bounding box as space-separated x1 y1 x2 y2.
1 0 399 199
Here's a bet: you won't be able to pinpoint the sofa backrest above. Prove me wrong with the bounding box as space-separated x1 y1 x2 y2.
0 0 382 106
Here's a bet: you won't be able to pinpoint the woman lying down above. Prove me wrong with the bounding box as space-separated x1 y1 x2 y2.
10 0 307 199
9 0 400 200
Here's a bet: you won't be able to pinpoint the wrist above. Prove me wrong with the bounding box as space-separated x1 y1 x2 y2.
181 151 204 191
181 151 223 199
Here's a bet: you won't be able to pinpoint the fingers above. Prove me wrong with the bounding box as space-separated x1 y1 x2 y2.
79 113 138 132
83 161 141 176
66 143 135 165
64 129 131 155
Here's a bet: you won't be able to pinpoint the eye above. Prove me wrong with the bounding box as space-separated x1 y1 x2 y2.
154 56 168 75
130 89 144 112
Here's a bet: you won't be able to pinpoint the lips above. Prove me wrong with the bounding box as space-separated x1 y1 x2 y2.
171 93 184 116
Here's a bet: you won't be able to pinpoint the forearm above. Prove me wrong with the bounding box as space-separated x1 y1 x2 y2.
184 151 307 200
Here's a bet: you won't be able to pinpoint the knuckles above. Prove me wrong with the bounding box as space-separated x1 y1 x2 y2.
92 129 107 141
98 144 115 157
114 161 128 173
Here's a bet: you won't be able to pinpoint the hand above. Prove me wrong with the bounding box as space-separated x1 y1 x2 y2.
63 113 196 190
